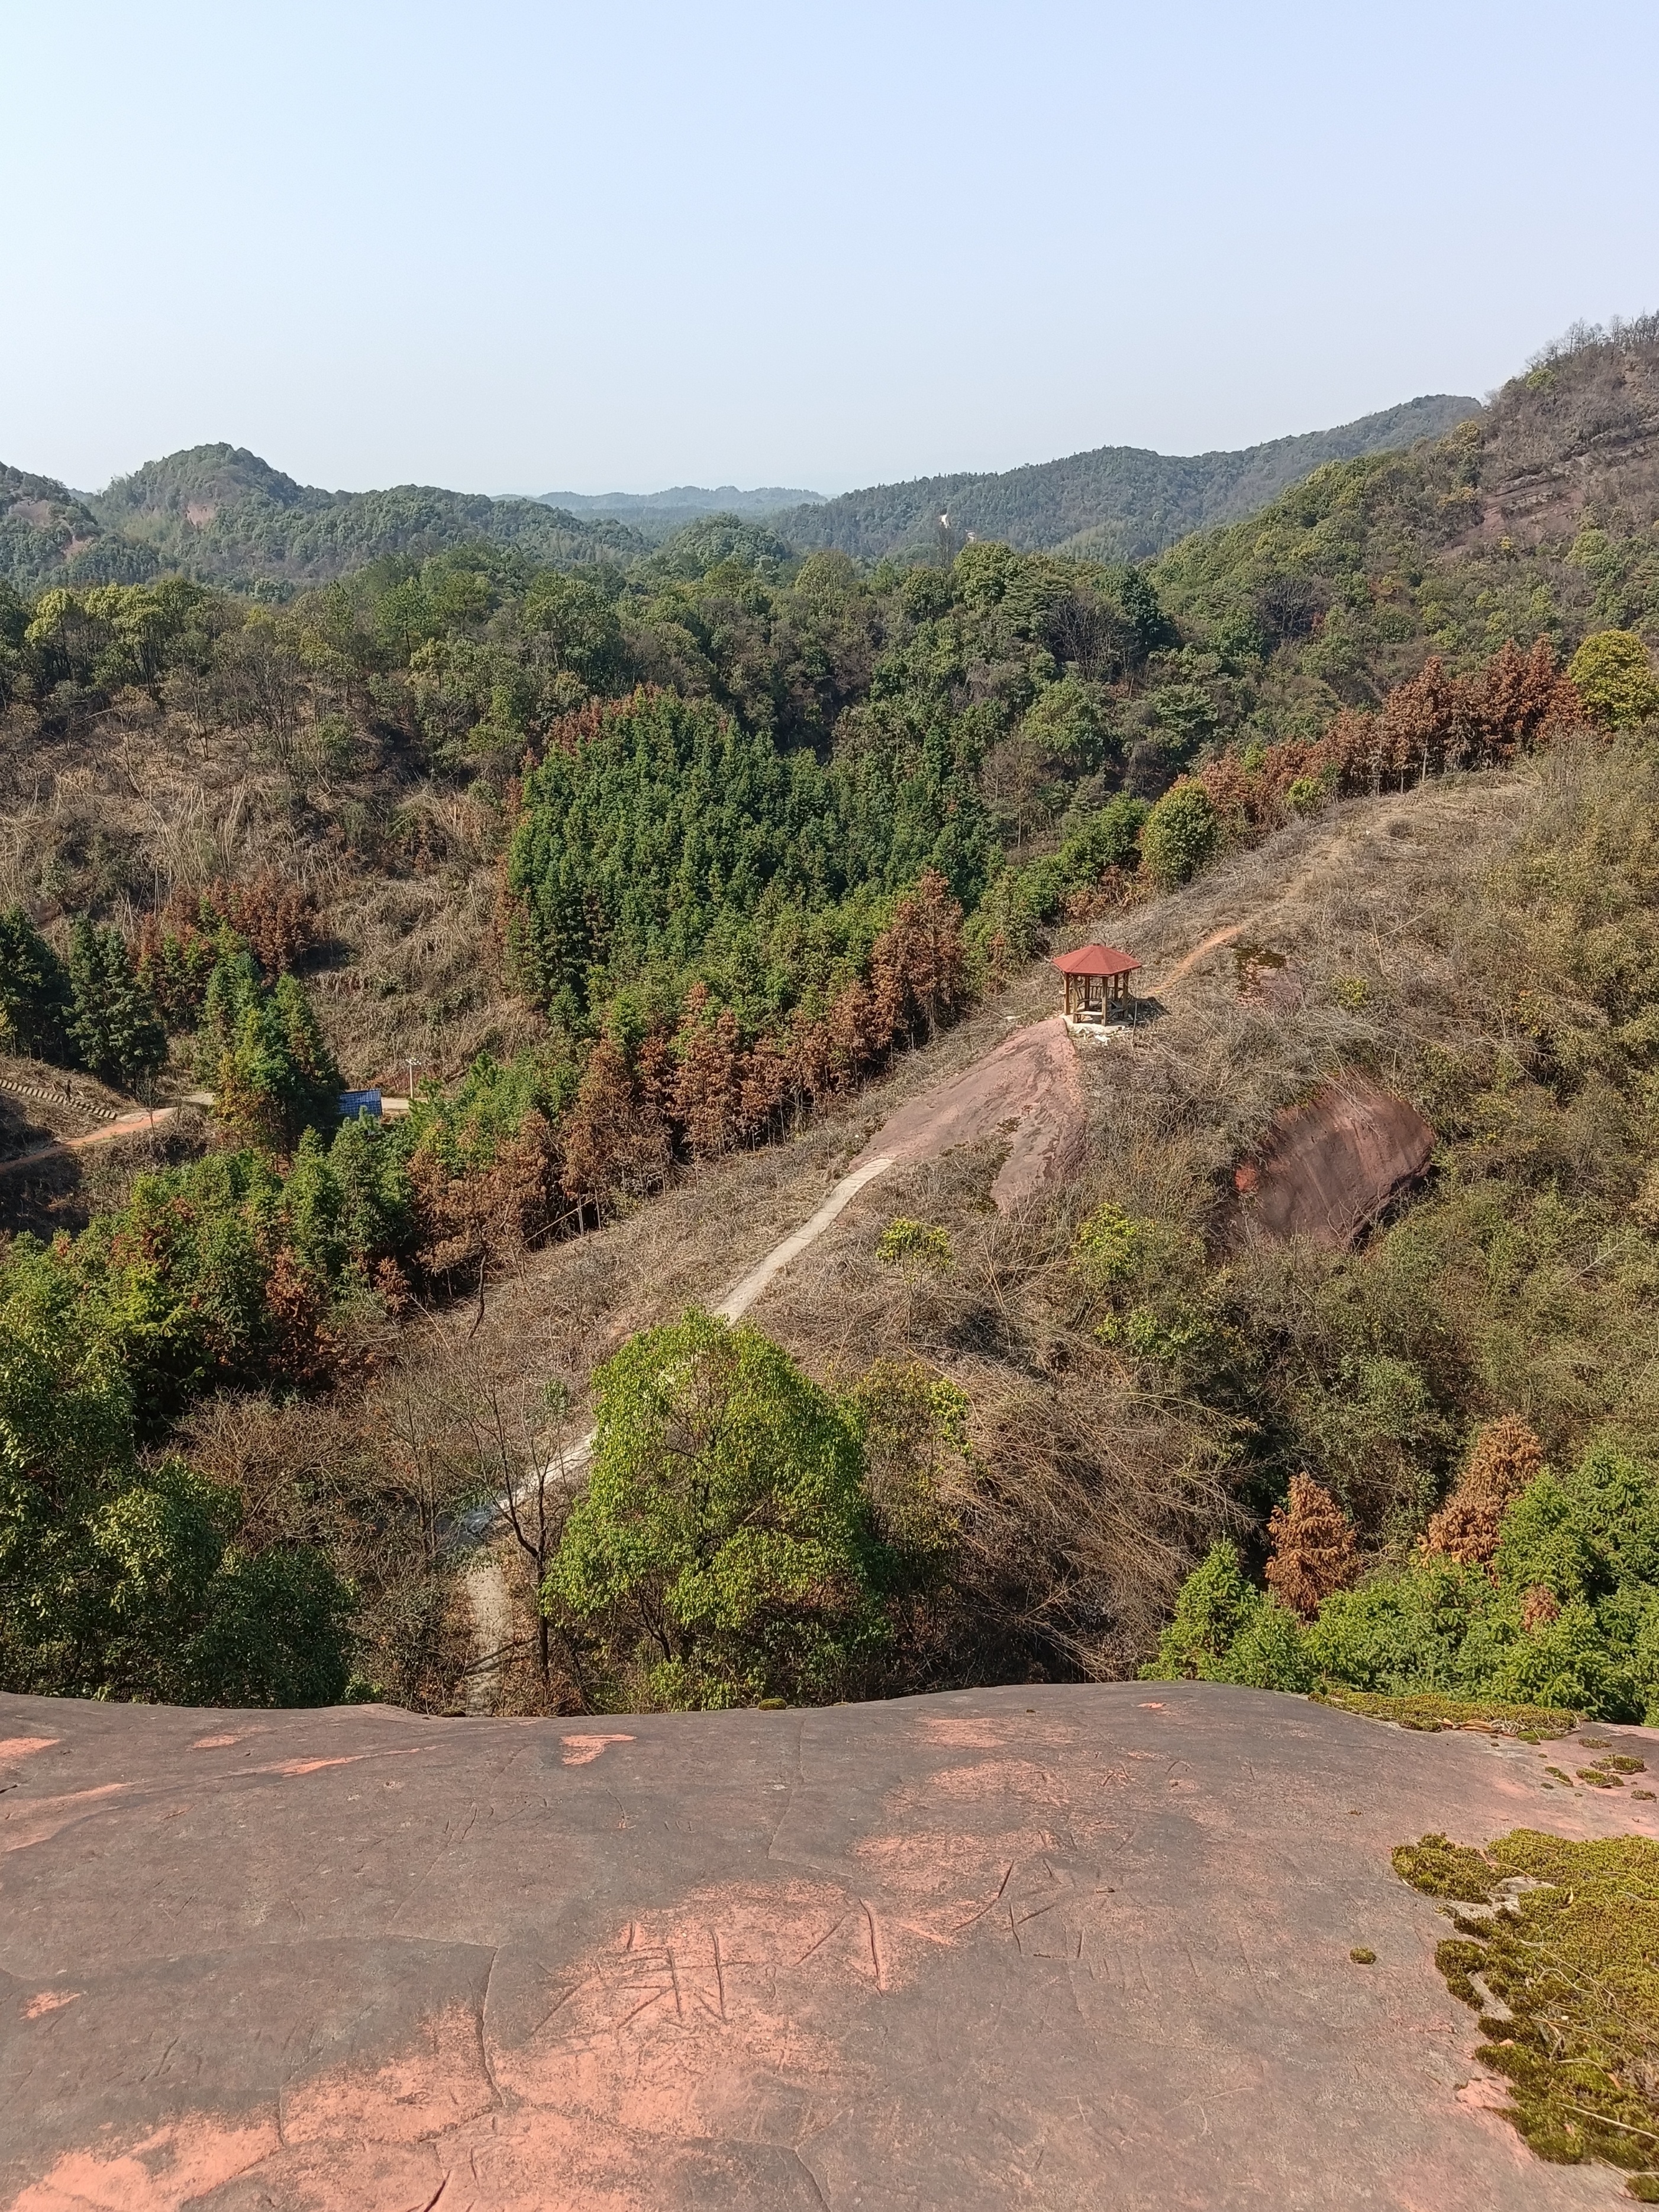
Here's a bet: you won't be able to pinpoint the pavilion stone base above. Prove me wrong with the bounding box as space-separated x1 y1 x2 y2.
1064 1013 1134 1042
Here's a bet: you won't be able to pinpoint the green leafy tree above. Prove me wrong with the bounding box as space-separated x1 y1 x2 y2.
0 1271 349 1702
1140 779 1221 889
1154 1442 1659 1724
0 905 70 1058
1057 794 1148 880
546 1308 891 1707
1144 1539 1312 1691
1568 630 1659 729
66 917 166 1089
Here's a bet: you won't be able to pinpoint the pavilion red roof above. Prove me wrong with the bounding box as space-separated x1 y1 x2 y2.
1051 944 1141 978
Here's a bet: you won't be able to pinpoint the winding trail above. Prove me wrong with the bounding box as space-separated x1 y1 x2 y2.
1146 921 1247 997
711 1154 896 1324
461 1015 1108 1698
459 1150 903 1705
0 1103 180 1179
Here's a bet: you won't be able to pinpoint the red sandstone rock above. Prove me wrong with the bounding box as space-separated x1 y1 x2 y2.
1235 1076 1435 1249
854 1014 1087 1213
0 1681 1648 2209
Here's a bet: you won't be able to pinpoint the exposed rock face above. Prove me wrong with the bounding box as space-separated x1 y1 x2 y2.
0 1682 1650 2209
1234 1077 1435 1249
854 1014 1086 1213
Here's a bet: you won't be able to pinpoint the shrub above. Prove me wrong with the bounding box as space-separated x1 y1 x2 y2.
1143 1539 1311 1689
1568 630 1659 729
1140 779 1221 889
1072 1200 1142 1288
877 1217 954 1280
0 1281 350 1702
1157 1439 1659 1724
1058 794 1149 880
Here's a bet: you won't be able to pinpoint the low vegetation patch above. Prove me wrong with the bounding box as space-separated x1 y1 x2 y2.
1316 1689 1577 1738
1395 1829 1659 2197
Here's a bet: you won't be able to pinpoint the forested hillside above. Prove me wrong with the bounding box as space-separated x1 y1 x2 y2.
0 444 644 595
2 318 1656 1717
770 394 1483 564
0 463 156 591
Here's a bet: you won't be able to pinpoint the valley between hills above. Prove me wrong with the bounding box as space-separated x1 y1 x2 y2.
7 314 1659 2205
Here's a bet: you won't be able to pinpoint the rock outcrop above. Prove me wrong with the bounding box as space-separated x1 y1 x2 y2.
1 1682 1648 2208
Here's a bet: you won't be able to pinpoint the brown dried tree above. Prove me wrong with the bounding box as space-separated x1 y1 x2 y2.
1263 1473 1360 1620
1422 1414 1547 1568
559 1037 670 1220
1521 1585 1561 1632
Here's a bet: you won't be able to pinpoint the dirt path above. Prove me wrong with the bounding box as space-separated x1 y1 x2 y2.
462 1554 517 1713
1147 921 1247 996
463 1018 1100 1701
0 1103 179 1179
712 1153 897 1322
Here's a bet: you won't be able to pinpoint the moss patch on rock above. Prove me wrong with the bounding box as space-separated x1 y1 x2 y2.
1396 1829 1659 2194
1316 1688 1577 1738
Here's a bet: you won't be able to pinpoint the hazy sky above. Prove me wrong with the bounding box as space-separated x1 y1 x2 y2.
6 1 1657 496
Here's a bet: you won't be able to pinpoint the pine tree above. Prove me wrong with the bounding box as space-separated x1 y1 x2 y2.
673 988 745 1160
560 1037 670 1216
203 948 340 1155
0 904 70 1058
1422 1415 1547 1568
1263 1474 1360 1620
67 917 164 1091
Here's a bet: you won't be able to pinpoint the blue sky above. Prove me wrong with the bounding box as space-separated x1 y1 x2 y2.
5 0 1657 495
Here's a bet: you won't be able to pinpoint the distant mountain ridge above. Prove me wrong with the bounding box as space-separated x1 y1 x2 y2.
535 483 827 520
1 393 1483 597
769 394 1484 563
0 445 646 595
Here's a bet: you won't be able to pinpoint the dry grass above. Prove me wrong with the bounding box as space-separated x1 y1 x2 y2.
0 689 532 1091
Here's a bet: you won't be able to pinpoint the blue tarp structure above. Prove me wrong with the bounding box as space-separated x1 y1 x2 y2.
338 1089 382 1121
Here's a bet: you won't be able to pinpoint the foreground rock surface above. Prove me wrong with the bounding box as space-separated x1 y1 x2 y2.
1 1683 1652 2210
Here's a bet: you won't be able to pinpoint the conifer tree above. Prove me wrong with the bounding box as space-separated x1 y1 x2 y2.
0 904 70 1059
66 917 165 1091
1422 1415 1546 1568
559 1037 669 1217
202 947 340 1155
1263 1473 1360 1620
